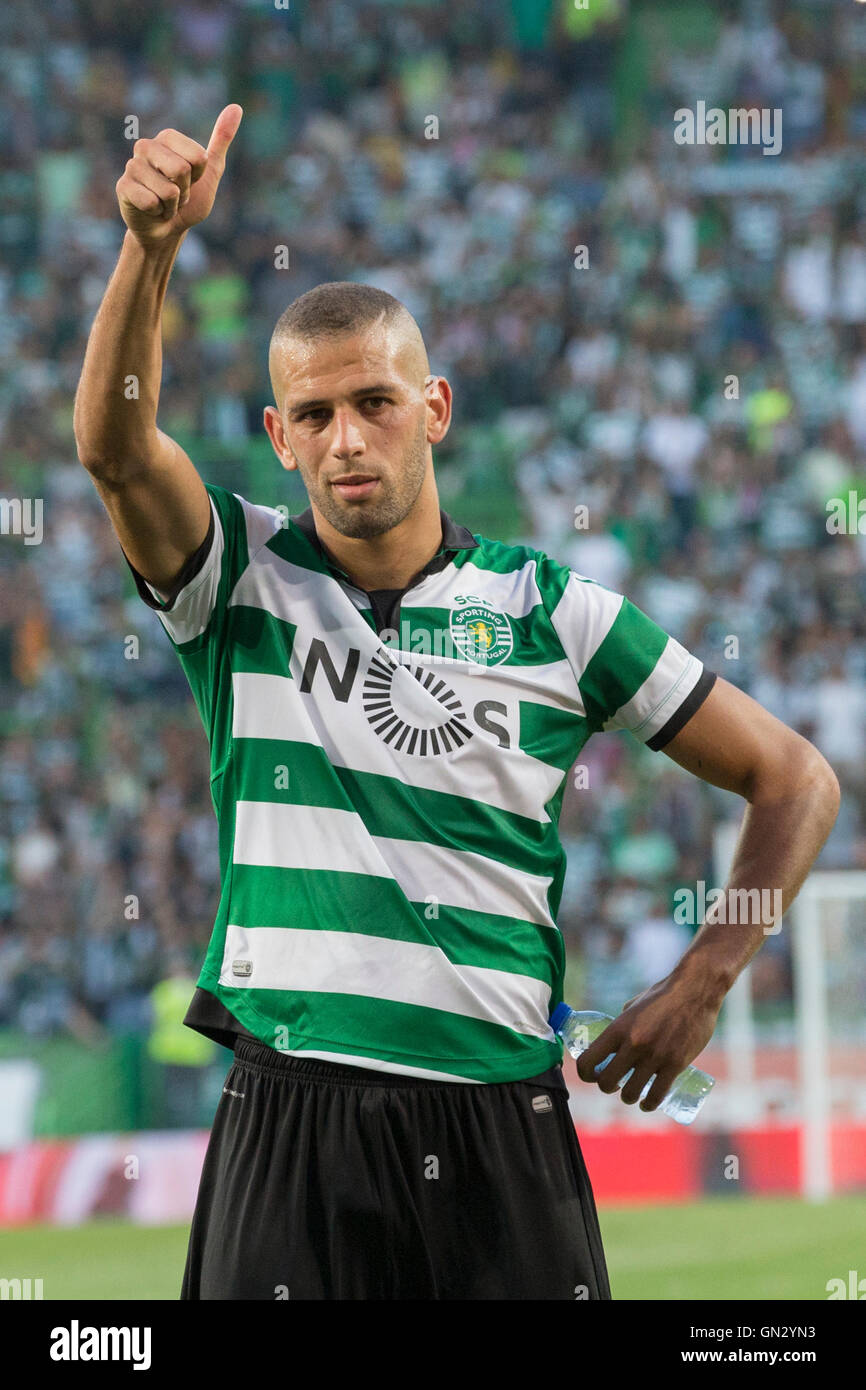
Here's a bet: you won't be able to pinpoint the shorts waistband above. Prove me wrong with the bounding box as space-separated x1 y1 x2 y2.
231 1037 476 1089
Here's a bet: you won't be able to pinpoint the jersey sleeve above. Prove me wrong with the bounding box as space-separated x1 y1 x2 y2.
123 484 285 650
549 569 716 750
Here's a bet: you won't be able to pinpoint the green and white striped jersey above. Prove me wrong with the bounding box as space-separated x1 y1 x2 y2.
132 483 715 1083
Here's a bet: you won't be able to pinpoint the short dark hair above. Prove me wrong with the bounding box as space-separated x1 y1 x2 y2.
271 281 412 345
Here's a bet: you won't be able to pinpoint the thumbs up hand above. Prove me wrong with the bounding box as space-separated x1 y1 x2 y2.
116 104 243 248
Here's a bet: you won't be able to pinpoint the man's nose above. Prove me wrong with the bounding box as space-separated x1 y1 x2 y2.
331 409 366 458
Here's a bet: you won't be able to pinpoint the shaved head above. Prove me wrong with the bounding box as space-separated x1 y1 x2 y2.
268 282 430 415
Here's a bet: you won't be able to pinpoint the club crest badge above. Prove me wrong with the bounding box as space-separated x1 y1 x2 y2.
450 601 513 666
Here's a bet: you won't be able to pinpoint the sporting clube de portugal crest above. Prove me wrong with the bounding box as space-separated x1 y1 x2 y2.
449 596 514 666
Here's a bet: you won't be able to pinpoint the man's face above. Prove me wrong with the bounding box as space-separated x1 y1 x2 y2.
264 325 450 540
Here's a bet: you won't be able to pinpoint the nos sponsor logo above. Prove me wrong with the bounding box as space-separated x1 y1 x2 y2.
298 637 514 757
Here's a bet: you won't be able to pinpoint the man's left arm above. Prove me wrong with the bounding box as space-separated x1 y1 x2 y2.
576 674 841 1111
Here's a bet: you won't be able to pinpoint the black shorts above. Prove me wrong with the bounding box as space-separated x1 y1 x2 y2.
181 1038 612 1301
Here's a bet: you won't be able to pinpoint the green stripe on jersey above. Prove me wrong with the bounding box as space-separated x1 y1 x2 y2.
223 865 561 979
231 739 561 877
578 596 668 732
205 988 560 1083
143 483 707 1082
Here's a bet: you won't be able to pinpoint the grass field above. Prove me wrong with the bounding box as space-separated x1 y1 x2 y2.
0 1195 863 1300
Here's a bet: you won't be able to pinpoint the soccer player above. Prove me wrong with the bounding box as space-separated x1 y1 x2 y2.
73 107 840 1300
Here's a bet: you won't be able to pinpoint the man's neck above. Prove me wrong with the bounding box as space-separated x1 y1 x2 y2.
311 488 444 592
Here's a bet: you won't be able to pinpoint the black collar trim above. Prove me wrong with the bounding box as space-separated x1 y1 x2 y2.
290 506 478 589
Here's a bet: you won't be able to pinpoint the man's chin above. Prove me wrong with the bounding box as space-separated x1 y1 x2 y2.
321 496 400 540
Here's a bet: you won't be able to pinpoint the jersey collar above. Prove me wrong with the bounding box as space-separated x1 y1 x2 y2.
290 506 478 590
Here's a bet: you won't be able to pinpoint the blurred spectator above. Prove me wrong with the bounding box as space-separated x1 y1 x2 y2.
147 955 216 1128
0 0 862 1056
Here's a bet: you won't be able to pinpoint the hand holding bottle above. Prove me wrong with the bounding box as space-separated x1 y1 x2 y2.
550 966 721 1122
551 1006 714 1124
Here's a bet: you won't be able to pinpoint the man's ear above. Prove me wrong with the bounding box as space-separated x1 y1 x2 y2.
263 405 297 472
425 375 452 445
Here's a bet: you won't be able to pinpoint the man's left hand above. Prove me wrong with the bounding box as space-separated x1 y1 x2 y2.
575 972 722 1111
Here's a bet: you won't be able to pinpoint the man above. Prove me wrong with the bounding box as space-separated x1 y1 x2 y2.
73 106 840 1300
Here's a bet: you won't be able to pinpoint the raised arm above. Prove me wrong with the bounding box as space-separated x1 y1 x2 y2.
73 105 243 593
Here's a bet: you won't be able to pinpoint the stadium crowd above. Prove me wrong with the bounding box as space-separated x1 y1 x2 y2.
1 0 865 1049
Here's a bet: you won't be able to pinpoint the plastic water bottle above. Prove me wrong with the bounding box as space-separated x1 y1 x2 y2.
550 1003 714 1126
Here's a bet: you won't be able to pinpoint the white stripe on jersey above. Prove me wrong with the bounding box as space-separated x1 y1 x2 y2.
273 1048 478 1082
232 800 557 927
151 494 225 643
230 668 571 824
218 923 554 1035
547 571 623 685
605 640 703 740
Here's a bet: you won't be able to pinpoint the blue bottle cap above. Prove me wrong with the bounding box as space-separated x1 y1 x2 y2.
549 1002 571 1033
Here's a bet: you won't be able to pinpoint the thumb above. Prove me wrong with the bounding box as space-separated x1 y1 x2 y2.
205 104 243 177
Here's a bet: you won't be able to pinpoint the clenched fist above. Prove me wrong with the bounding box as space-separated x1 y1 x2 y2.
116 104 243 248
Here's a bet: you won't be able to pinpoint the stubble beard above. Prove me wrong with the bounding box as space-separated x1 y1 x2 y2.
302 417 430 540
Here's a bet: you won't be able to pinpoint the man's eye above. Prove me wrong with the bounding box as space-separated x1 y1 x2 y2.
298 400 387 421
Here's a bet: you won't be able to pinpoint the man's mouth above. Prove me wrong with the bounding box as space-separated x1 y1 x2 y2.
330 474 380 501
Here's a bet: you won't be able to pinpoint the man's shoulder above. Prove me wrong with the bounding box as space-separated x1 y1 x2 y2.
203 481 283 526
468 530 561 576
201 484 306 562
467 532 615 614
